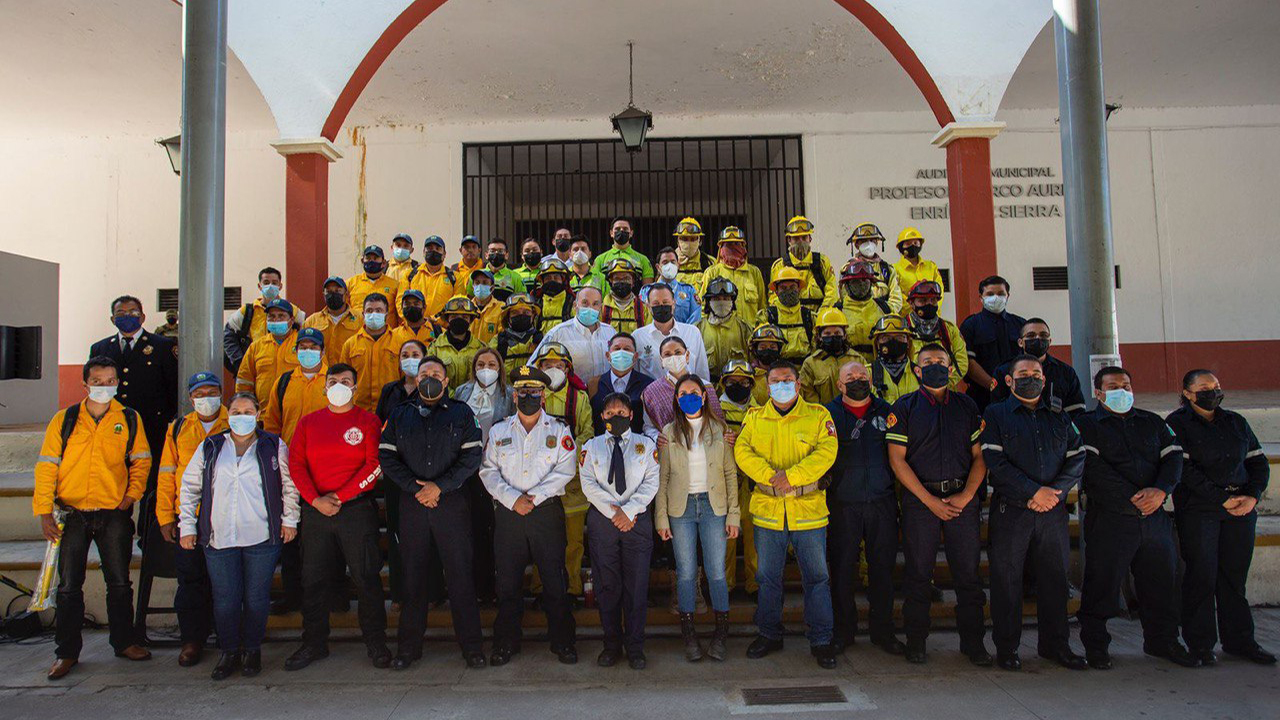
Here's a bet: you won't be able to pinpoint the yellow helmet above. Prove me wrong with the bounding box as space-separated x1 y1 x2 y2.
784 215 815 237
768 265 807 293
603 257 639 278
814 307 848 330
897 226 924 247
749 323 786 347
532 341 573 369
538 257 570 278
847 222 885 245
869 314 909 339
502 292 540 317
718 226 746 243
673 217 704 238
440 295 478 318
720 359 754 381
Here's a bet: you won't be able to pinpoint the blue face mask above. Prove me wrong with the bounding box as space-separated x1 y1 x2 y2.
228 414 258 436
609 349 635 372
473 283 492 300
401 357 422 378
1103 388 1134 414
392 247 411 262
364 312 386 331
296 348 322 369
266 320 290 336
769 381 797 404
577 307 600 327
113 315 142 334
678 393 704 416
260 283 281 300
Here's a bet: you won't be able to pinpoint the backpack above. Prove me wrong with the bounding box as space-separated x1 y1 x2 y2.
406 264 455 287
60 403 139 465
766 306 815 342
782 251 827 296
275 370 295 408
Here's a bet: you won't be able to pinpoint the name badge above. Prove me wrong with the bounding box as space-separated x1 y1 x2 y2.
545 436 557 449
496 437 512 447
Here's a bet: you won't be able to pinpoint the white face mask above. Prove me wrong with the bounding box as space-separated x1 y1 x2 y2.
570 249 590 266
544 367 567 390
659 262 678 281
857 242 878 258
982 294 1008 313
476 368 499 387
87 385 118 404
192 396 222 417
326 383 354 407
661 354 689 377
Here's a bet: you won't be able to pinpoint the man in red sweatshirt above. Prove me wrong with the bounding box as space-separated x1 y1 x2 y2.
282 363 391 671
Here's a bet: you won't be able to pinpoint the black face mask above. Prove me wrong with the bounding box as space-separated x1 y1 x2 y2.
508 315 534 333
604 415 630 437
1012 375 1045 399
902 246 921 259
919 363 950 389
1023 337 1051 357
613 230 631 246
363 260 384 274
424 250 444 266
819 336 847 356
523 252 541 268
324 292 345 311
650 305 674 323
488 252 507 267
724 383 752 404
448 317 470 336
418 376 445 403
402 306 425 324
915 304 939 320
611 281 633 298
541 280 565 297
517 393 543 416
555 239 571 252
880 339 909 359
1193 388 1224 411
844 379 871 401
493 287 513 302
754 348 780 365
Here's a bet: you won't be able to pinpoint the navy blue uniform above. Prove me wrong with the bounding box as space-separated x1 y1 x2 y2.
980 396 1084 656
1166 405 1270 654
824 396 897 646
588 370 655 436
1074 406 1183 654
959 309 1025 410
992 354 1086 414
89 331 179 490
886 389 986 653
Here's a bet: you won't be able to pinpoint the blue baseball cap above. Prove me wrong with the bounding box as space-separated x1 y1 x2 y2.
471 269 495 282
187 371 222 393
363 245 385 259
264 298 294 315
402 289 426 304
460 234 480 248
423 235 445 249
392 233 413 245
296 327 325 348
323 275 347 291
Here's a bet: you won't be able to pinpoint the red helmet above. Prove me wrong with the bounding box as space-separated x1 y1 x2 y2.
840 261 876 283
908 280 943 300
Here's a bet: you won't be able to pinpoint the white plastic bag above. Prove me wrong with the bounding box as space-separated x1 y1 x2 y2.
28 510 64 612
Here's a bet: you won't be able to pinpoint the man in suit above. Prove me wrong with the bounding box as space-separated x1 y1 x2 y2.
587 333 654 436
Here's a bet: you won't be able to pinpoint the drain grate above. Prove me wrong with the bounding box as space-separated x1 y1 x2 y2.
741 685 847 706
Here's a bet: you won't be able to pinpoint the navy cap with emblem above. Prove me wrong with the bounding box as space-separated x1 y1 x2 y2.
296 327 325 348
324 275 347 291
423 235 445 249
402 289 426 304
264 298 294 315
510 365 551 389
187 371 222 393
363 245 385 259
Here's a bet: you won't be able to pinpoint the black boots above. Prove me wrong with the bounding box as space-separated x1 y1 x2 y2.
707 611 730 661
680 612 704 661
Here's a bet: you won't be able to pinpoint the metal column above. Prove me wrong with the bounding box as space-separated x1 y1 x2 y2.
1055 0 1120 391
177 0 228 412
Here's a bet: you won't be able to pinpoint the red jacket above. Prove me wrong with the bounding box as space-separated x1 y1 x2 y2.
289 406 382 505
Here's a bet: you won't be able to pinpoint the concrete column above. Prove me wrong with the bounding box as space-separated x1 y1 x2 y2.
177 0 228 412
1054 0 1120 390
932 121 1005 321
273 139 343 312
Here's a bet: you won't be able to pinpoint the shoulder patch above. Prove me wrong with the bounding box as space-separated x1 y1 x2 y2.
979 418 986 433
826 420 837 437
885 412 898 429
578 448 588 466
561 434 575 451
872 416 888 431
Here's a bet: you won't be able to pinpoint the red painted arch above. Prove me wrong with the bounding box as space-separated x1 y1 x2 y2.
320 0 956 140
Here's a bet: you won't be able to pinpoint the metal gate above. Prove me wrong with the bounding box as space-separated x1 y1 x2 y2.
462 136 804 270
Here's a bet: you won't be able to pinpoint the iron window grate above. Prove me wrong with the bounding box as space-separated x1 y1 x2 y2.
157 287 243 312
1031 265 1121 291
938 268 951 292
741 685 848 706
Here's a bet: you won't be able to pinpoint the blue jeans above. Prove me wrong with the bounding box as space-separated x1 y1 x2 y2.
669 493 730 613
204 541 282 652
754 525 833 646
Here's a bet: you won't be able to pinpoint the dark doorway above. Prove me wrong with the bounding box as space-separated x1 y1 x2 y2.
463 136 805 274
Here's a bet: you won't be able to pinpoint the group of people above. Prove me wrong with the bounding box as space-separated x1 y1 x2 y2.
32 215 1273 683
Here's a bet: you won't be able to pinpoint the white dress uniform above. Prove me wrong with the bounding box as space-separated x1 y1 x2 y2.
532 318 617 384
632 321 710 382
479 412 578 509
578 430 661 520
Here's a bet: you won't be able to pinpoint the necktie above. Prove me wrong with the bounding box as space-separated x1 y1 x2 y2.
123 338 133 354
608 438 627 494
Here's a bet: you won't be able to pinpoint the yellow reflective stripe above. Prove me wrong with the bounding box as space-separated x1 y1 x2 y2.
970 429 982 441
885 432 908 443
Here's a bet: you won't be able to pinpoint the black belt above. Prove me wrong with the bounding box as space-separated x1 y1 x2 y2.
921 478 966 497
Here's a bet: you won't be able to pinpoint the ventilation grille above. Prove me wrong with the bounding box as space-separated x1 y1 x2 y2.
157 287 243 312
741 686 847 707
1031 265 1121 291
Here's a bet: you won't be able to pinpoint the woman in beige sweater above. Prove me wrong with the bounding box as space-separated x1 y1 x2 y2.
657 374 740 662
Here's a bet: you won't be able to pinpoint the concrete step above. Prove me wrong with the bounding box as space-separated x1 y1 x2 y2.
0 428 44 473
0 472 39 540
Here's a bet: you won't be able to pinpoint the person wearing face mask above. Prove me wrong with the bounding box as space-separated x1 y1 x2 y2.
427 295 487 392
471 237 527 296
823 361 905 657
154 309 180 340
903 280 968 389
156 372 229 668
640 336 726 442
959 275 1026 410
346 245 403 329
758 266 815 362
669 217 718 289
514 238 545 290
1167 369 1275 667
339 294 401 412
844 223 904 314
534 257 576 334
304 276 362 366
699 226 766 320
582 394 662 669
284 364 391 672
534 285 617 383
179 392 299 681
696 277 752 383
263 328 330 443
980 355 1086 672
838 261 891 357
1074 367 1198 670
492 293 545 377
566 235 604 292
641 247 702 324
542 227 575 265
592 216 655 283
588 333 655 436
235 298 302 406
735 359 840 669
451 235 486 291
378 357 488 670
891 227 944 305
398 235 456 322
601 257 651 334
886 345 989 666
634 283 711 382
481 366 580 667
990 319 1086 413
467 269 504 343
385 232 419 284
716 360 757 596
769 216 837 310
36 356 153 680
800 309 867 405
390 289 437 350
867 315 919 403
746 324 786 406
223 267 307 374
